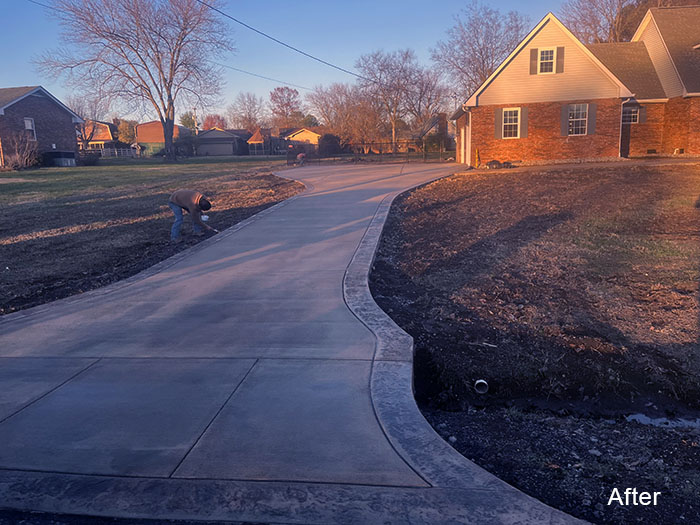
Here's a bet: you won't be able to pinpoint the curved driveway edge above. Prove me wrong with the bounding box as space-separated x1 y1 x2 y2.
0 163 582 524
342 173 582 521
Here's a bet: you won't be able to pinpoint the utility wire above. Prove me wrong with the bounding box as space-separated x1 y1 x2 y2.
25 0 313 92
26 0 58 10
215 63 312 91
194 0 372 83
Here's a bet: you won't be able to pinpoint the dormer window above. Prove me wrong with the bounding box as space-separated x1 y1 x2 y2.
538 48 556 74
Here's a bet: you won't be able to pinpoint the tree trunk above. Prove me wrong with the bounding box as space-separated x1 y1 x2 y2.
162 118 175 161
391 122 397 153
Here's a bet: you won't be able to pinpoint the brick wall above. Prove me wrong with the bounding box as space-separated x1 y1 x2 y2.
0 93 77 155
661 96 690 154
628 103 665 157
688 98 700 155
469 98 621 165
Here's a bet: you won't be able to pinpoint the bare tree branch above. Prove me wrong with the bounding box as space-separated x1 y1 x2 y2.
355 49 417 150
36 0 234 160
431 1 529 97
226 92 267 131
560 0 633 43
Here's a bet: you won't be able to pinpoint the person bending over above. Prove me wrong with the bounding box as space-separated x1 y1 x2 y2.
168 189 219 241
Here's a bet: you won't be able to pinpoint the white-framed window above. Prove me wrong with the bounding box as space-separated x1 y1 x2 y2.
568 104 588 136
502 108 520 139
24 117 36 141
538 48 556 74
622 107 639 124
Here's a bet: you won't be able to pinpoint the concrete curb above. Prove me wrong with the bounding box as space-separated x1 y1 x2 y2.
342 171 583 522
0 165 584 524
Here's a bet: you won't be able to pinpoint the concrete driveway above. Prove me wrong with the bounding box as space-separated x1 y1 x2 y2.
0 164 579 524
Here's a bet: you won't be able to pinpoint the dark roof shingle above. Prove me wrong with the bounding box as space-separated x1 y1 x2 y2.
0 86 40 109
587 42 666 99
650 6 700 93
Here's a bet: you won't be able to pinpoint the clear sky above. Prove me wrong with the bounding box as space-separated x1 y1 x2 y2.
3 0 564 119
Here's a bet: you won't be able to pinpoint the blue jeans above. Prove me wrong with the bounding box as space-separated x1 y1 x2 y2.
169 202 201 240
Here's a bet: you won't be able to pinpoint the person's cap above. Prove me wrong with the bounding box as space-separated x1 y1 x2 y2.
199 197 212 211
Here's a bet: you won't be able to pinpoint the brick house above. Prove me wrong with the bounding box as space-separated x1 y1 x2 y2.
135 120 191 156
0 86 82 167
452 7 700 166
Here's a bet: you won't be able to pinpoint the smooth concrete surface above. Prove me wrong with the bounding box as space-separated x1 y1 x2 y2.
0 164 581 523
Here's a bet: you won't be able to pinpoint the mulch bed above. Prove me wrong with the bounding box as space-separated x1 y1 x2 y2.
370 161 700 524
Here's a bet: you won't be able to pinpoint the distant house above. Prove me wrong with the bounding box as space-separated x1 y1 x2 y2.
247 128 279 155
281 127 322 146
452 7 700 166
135 120 191 156
78 120 118 150
196 128 251 156
0 85 82 167
247 127 325 155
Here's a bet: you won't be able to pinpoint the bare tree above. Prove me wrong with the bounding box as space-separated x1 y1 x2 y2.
68 93 110 151
226 92 266 131
560 0 633 43
432 1 529 96
568 0 699 43
356 49 416 151
37 0 233 160
346 91 385 149
268 87 303 128
202 114 227 130
306 83 386 147
306 83 355 141
404 67 449 134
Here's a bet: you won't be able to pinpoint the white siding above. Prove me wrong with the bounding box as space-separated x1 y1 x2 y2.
636 20 683 97
478 20 620 106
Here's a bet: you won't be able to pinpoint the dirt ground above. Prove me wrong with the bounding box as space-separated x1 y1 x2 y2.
370 161 700 524
0 158 302 315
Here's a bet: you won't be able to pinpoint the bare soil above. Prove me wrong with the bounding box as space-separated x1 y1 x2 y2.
0 159 302 315
370 161 700 524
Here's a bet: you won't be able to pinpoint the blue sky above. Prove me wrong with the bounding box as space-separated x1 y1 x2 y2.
3 0 564 119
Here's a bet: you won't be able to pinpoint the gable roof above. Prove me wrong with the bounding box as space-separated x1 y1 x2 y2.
457 13 632 114
0 86 39 109
199 127 235 136
282 127 322 140
247 128 266 144
0 86 83 122
225 129 253 140
586 42 666 100
645 6 700 93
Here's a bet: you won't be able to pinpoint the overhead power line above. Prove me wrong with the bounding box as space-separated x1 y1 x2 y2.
25 0 313 92
194 0 370 83
26 0 57 10
215 63 312 91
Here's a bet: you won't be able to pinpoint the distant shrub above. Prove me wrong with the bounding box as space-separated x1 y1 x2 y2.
78 153 100 166
319 134 342 156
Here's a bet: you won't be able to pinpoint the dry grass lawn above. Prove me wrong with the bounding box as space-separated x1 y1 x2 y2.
0 157 302 314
